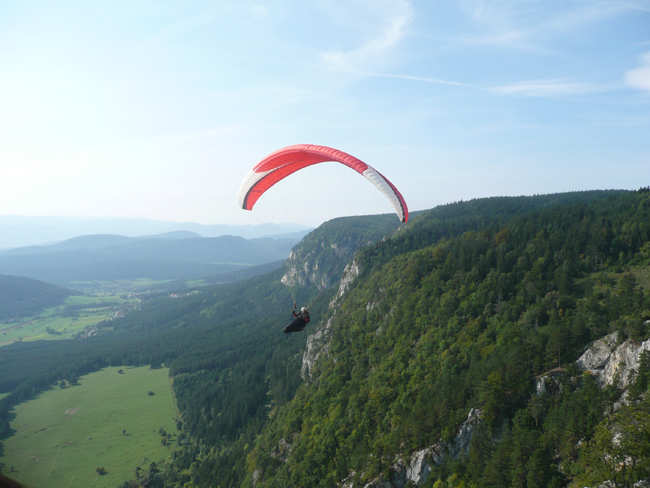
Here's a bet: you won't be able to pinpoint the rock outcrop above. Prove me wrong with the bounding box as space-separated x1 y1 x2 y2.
301 316 335 380
281 248 333 290
341 408 483 487
281 215 398 291
333 259 361 304
577 331 650 389
535 368 566 396
302 257 364 380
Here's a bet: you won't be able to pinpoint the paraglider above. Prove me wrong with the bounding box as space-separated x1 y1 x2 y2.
237 144 408 223
284 303 310 334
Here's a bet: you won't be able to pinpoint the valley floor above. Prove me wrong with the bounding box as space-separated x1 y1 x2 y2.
0 366 178 488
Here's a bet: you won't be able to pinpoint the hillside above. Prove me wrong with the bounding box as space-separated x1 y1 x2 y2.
0 275 72 321
0 190 648 488
0 233 300 284
246 190 650 487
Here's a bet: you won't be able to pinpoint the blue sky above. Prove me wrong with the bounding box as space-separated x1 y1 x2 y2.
1 1 649 226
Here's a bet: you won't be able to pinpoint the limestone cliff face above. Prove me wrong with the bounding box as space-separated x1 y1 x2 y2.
291 215 400 379
333 259 361 304
281 246 343 290
301 257 366 380
301 316 335 380
281 215 399 291
577 331 650 389
301 259 362 380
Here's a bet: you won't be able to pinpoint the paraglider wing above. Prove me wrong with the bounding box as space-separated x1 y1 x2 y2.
237 144 408 223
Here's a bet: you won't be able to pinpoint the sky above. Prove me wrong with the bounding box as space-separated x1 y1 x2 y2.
1 0 649 226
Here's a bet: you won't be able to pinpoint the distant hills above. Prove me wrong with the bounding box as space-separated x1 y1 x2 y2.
0 232 301 284
0 275 72 321
0 215 311 249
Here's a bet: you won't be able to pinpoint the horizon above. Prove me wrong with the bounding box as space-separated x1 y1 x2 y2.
1 186 640 226
1 1 649 227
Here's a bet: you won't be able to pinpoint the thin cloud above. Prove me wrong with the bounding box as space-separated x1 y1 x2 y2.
343 70 603 99
459 1 646 51
624 52 650 92
322 1 413 71
345 71 599 98
490 79 602 97
360 71 472 88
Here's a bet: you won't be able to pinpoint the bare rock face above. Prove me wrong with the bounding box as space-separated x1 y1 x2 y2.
280 214 399 291
402 445 443 485
604 338 650 388
577 332 620 375
301 316 335 380
584 481 650 488
450 407 483 458
281 249 332 290
535 368 566 396
302 257 363 380
333 259 361 303
577 331 650 389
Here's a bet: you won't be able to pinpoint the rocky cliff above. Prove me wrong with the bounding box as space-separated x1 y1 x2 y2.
284 215 399 379
280 215 399 290
577 330 650 390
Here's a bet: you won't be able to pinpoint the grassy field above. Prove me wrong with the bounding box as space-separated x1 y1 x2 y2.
0 366 178 488
0 295 137 346
67 278 175 295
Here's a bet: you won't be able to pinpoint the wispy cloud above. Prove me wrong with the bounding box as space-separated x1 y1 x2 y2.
342 71 600 98
490 79 602 97
340 70 603 98
459 1 646 51
321 0 413 71
359 71 472 87
624 52 650 92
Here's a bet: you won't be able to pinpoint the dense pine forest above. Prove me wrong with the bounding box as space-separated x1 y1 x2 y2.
1 190 649 487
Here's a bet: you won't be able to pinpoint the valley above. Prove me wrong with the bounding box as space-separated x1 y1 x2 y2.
0 294 138 347
0 366 178 488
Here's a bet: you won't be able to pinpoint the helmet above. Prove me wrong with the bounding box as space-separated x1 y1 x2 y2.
300 306 308 313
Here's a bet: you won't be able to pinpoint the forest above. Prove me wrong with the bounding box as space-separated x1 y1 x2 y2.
0 275 72 321
0 190 648 487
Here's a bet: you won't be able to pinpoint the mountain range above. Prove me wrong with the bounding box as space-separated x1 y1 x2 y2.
0 189 648 487
0 232 302 284
0 215 310 250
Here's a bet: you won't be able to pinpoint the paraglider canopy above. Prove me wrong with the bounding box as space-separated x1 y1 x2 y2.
237 144 408 223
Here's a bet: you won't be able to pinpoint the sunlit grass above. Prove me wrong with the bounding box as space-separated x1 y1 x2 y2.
0 366 178 488
68 279 174 294
0 295 138 346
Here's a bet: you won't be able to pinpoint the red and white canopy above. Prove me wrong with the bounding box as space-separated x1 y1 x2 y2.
237 144 408 223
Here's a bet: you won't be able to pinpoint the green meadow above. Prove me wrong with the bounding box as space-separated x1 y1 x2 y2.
0 295 137 346
0 366 178 488
67 278 174 295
